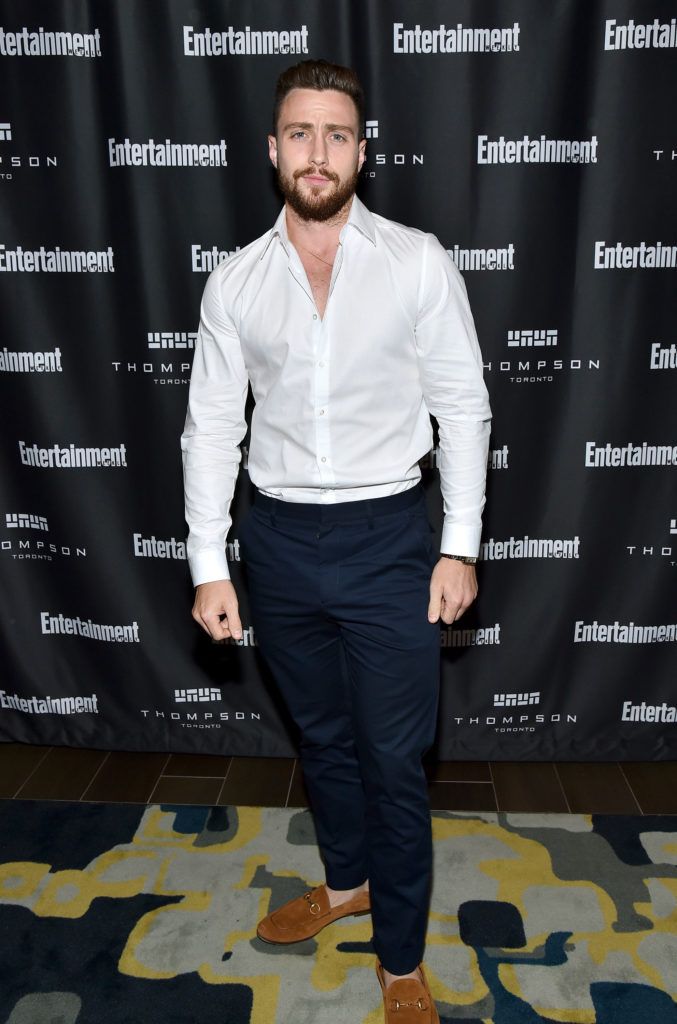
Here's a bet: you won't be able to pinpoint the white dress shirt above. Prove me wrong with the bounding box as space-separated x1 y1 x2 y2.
181 196 491 585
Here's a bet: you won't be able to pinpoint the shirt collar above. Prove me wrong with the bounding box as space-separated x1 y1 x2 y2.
260 195 376 260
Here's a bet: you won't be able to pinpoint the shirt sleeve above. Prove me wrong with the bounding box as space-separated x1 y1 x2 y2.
180 267 249 585
415 233 492 557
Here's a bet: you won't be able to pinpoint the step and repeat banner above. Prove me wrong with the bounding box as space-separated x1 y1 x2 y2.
1 1 675 760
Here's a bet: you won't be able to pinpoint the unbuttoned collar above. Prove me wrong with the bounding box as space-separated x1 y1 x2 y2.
260 195 377 260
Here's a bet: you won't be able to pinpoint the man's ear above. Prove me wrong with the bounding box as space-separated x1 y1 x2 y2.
357 137 366 171
268 134 278 168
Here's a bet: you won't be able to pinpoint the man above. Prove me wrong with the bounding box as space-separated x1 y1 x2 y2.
181 59 491 1024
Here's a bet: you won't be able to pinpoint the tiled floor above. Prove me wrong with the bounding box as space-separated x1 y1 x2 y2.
1 742 676 813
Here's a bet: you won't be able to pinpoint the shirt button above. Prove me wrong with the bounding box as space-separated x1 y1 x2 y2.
313 314 318 320
319 409 325 415
318 361 325 367
321 457 327 463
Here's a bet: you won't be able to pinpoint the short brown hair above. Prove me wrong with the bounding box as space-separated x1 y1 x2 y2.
272 59 365 138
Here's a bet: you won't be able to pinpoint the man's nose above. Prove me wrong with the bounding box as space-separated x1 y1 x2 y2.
309 136 329 166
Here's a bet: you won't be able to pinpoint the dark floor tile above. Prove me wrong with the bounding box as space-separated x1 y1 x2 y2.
426 761 491 783
556 763 640 814
82 751 168 803
163 753 231 778
218 756 294 807
491 762 568 813
0 743 52 798
286 762 310 808
621 762 677 815
428 781 497 812
151 776 223 806
16 746 108 801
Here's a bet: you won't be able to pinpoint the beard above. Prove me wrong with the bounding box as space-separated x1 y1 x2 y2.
276 164 359 222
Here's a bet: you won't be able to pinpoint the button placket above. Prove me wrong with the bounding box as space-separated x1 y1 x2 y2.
313 313 333 487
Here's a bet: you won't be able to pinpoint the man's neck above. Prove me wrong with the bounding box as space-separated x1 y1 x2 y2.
285 196 355 254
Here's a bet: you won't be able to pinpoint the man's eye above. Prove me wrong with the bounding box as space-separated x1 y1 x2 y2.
331 134 346 143
291 131 307 139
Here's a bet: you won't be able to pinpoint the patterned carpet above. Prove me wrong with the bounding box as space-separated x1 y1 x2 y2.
0 802 676 1023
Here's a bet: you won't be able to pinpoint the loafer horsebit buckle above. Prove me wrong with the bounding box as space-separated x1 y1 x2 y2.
303 892 322 915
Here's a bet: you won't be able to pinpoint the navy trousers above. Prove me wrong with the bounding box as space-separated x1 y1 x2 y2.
239 483 440 974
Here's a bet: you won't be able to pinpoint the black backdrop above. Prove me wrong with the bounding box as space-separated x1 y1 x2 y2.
1 0 675 760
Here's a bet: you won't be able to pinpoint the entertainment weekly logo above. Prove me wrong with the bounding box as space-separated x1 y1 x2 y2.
478 135 598 164
440 623 501 647
108 138 227 168
447 242 516 272
585 441 677 467
0 690 99 715
133 533 241 562
40 611 140 643
421 445 508 470
0 346 62 373
574 620 677 644
0 26 102 57
392 21 520 53
650 342 677 370
0 244 114 272
480 536 580 560
2 511 87 563
19 441 127 468
183 24 309 56
450 689 578 735
594 241 677 269
621 701 676 724
604 18 677 50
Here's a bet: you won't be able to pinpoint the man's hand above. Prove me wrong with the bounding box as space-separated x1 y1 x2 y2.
192 580 243 641
428 559 478 624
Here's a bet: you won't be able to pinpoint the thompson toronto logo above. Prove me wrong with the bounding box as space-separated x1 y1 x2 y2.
622 701 676 723
175 688 222 703
594 241 677 269
112 361 192 386
451 689 577 734
6 512 48 531
19 441 127 468
0 690 99 714
183 24 309 56
480 536 580 560
447 243 515 272
650 341 677 369
0 346 62 372
478 135 598 164
0 26 102 57
508 329 557 348
41 611 140 643
109 138 227 168
574 620 677 643
0 122 11 141
605 18 677 50
148 331 197 350
393 21 520 53
0 245 114 272
140 706 262 729
0 121 58 182
585 441 677 467
361 118 424 175
2 512 87 562
625 516 677 567
494 692 539 707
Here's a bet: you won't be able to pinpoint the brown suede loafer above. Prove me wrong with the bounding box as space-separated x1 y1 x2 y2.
256 884 370 943
376 962 440 1024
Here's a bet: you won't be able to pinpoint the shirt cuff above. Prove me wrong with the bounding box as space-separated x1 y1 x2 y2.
440 522 482 559
188 549 231 587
